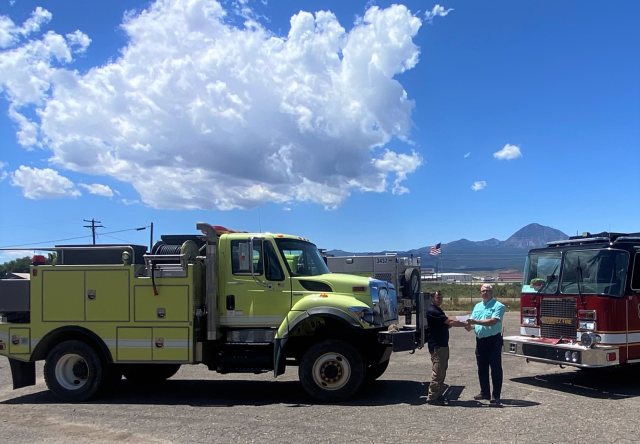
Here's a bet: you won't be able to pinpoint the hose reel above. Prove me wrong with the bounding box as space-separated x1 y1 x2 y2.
151 240 199 263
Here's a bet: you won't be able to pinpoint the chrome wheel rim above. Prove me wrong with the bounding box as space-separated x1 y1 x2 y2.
55 354 89 390
312 352 351 390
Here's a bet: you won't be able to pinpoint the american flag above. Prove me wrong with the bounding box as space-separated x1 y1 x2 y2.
430 243 441 255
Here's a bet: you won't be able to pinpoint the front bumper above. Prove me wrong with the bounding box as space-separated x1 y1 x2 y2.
502 335 620 368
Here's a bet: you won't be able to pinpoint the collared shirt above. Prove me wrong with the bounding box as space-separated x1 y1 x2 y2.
471 298 505 339
426 305 449 352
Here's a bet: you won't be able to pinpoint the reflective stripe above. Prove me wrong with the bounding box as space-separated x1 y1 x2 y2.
117 339 188 349
220 315 285 326
0 331 8 342
520 327 541 336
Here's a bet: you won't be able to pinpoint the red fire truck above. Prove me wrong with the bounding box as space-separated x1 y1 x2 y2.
503 231 640 368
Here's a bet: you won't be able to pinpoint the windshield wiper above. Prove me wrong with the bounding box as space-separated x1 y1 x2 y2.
576 257 585 305
532 264 559 303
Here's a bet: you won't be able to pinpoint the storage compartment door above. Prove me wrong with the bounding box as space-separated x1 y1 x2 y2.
42 270 84 321
85 270 130 322
116 327 152 361
134 285 189 322
152 327 189 361
9 328 30 355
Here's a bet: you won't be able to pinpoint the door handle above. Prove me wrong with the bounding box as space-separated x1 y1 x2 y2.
226 295 235 310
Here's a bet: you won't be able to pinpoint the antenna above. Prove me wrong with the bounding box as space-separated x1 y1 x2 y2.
258 208 262 233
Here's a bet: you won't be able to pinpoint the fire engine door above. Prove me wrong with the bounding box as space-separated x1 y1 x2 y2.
221 239 290 327
627 252 640 361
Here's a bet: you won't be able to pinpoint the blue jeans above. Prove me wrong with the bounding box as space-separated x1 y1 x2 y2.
475 334 503 399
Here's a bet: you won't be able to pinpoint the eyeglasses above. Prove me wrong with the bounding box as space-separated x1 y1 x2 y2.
480 290 492 293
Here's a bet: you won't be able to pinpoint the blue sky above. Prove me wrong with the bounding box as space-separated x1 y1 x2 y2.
0 0 638 261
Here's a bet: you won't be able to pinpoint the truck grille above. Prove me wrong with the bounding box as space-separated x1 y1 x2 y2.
540 298 577 339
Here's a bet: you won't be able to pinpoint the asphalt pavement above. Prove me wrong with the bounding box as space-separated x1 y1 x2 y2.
1 312 639 443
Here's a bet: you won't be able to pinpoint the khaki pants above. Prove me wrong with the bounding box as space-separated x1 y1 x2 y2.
427 346 449 401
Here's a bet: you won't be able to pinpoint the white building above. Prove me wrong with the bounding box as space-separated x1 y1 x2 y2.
422 272 472 283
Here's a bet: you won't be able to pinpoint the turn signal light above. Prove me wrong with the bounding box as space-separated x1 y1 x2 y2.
606 352 617 362
352 286 366 292
319 293 328 298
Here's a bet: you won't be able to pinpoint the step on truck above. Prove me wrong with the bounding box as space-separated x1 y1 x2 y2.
503 231 640 368
0 223 427 402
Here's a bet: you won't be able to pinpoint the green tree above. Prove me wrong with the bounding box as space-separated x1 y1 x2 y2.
0 256 32 275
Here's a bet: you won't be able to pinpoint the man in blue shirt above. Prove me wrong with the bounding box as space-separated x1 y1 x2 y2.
425 291 469 405
467 284 506 405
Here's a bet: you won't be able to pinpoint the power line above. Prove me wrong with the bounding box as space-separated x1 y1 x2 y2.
83 219 105 245
0 226 149 249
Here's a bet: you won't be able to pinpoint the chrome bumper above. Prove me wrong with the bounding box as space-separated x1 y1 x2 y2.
502 335 620 368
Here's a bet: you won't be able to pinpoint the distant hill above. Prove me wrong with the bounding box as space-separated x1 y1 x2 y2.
326 223 569 272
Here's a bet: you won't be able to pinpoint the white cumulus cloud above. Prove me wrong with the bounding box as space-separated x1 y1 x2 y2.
0 6 52 48
471 181 486 191
78 183 114 197
493 143 522 160
424 5 453 22
0 0 425 210
10 166 81 199
464 152 470 158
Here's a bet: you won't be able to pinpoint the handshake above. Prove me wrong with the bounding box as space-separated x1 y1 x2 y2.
455 315 476 332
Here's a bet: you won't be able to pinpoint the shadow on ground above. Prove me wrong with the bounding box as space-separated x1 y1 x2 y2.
1 379 441 407
511 366 640 400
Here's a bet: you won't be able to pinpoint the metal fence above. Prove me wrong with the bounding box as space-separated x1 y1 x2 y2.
420 282 522 312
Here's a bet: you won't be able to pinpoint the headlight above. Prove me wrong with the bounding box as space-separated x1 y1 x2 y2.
579 321 596 331
522 317 537 325
571 352 579 363
348 306 374 324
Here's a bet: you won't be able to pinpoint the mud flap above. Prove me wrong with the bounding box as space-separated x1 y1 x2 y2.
9 358 36 390
273 338 287 377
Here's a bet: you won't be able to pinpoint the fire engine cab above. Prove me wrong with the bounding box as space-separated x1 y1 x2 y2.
503 231 640 368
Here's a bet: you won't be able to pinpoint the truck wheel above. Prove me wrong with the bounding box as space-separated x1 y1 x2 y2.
365 359 390 382
122 364 181 384
298 340 365 402
44 340 107 402
402 268 421 298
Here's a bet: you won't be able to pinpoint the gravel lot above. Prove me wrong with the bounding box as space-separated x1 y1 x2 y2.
1 312 639 443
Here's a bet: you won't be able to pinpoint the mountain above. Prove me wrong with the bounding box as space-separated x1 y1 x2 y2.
326 223 569 272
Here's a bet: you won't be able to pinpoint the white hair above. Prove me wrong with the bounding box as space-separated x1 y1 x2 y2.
481 284 493 291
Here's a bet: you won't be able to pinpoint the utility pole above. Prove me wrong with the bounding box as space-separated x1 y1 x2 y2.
83 219 105 245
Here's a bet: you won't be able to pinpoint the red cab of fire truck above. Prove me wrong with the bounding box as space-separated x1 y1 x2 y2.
503 232 640 368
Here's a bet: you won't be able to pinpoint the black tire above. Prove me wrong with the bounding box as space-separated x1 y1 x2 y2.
122 364 181 384
402 268 420 298
44 340 108 402
365 359 390 383
298 340 365 402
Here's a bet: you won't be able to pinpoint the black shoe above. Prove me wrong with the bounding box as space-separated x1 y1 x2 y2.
489 398 502 405
426 398 445 406
437 395 446 402
473 393 490 401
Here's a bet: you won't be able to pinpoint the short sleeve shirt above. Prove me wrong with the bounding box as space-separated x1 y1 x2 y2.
426 305 449 352
471 298 505 339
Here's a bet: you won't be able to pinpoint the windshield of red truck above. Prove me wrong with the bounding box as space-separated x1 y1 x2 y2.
275 239 330 277
561 249 628 297
522 251 561 293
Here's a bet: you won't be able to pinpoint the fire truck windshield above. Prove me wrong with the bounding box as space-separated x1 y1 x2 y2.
560 249 629 297
523 251 562 294
275 238 330 277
